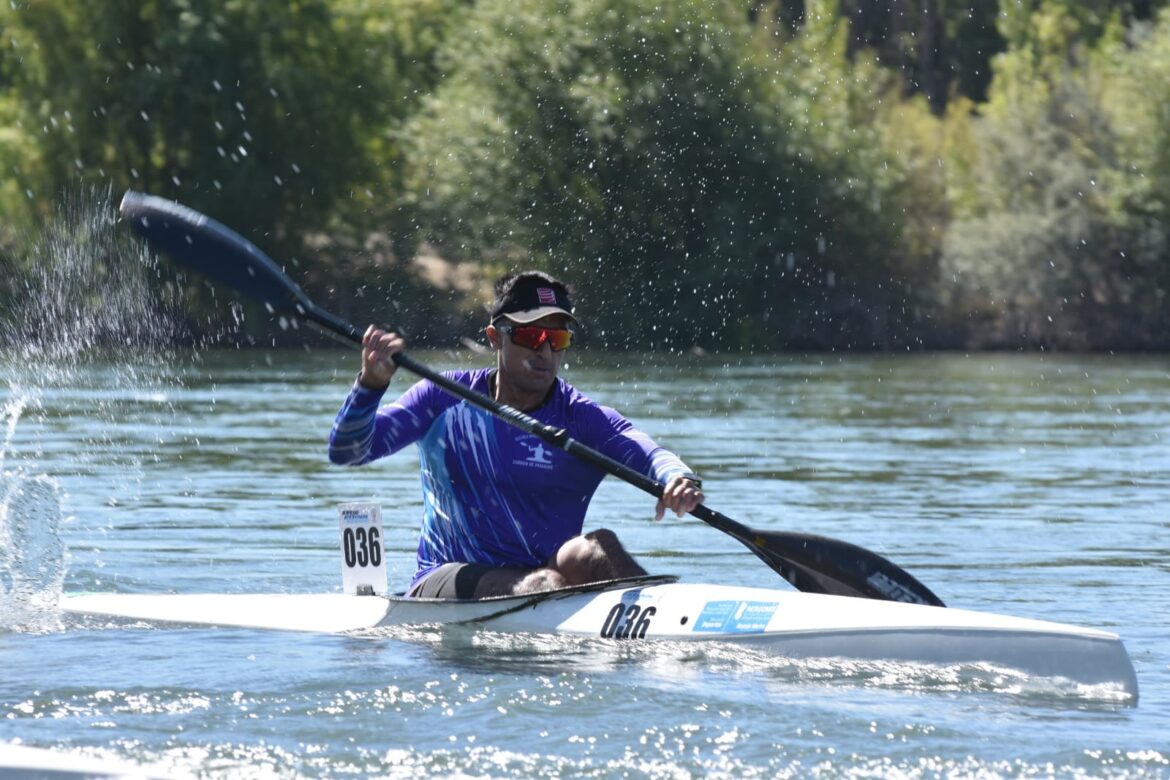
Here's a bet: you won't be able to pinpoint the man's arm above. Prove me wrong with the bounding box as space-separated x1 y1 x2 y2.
358 325 405 390
328 325 433 466
328 377 443 466
328 382 386 465
583 405 704 520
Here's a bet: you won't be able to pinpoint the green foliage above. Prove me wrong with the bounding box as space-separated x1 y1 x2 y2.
1109 9 1170 226
0 94 40 249
828 0 1004 108
998 0 1131 52
0 0 452 250
875 95 953 290
402 0 909 349
0 34 42 249
2 0 1169 352
946 0 1007 102
1101 8 1170 323
936 4 1170 348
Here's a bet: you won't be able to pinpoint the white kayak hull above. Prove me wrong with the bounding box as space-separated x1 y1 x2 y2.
62 576 1138 698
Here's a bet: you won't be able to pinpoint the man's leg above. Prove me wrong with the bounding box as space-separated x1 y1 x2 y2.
479 528 647 594
475 566 567 597
408 529 644 600
553 528 646 585
408 563 562 599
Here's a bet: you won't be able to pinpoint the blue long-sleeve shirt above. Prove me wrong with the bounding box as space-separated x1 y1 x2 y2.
328 368 692 587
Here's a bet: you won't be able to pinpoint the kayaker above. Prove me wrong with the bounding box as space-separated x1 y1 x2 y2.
328 270 704 599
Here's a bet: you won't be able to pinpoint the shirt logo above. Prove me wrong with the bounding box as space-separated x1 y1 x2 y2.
537 287 557 305
514 440 554 470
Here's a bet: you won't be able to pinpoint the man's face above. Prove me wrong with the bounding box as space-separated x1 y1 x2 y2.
491 313 573 396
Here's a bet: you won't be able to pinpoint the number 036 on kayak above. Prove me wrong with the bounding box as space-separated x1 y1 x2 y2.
339 503 387 597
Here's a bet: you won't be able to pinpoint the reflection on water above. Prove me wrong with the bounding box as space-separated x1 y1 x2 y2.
2 193 1166 776
349 623 1136 708
1 349 1167 778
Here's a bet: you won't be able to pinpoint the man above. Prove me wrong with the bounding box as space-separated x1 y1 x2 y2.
328 271 704 599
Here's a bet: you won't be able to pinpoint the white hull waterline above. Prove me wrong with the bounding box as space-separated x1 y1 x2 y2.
62 575 1139 698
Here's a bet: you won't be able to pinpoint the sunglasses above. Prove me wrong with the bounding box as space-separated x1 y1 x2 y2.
495 323 574 352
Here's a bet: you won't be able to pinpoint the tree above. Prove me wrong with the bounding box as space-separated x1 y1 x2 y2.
938 4 1170 348
401 0 910 350
0 0 447 252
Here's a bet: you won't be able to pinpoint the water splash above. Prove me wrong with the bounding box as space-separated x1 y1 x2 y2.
0 395 65 631
0 185 175 361
0 186 182 629
0 475 66 632
0 396 25 473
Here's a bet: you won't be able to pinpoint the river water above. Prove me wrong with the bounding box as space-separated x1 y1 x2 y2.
1 348 1168 778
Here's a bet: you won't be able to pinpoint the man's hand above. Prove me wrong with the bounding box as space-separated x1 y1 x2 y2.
655 475 704 521
360 325 406 390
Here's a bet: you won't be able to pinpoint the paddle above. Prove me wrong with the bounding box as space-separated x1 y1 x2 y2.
119 190 945 607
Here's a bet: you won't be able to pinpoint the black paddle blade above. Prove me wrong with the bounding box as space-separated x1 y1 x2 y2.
119 190 310 311
119 190 361 342
747 530 945 606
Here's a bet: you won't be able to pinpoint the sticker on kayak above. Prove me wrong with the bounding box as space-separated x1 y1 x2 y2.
693 600 778 634
338 503 387 596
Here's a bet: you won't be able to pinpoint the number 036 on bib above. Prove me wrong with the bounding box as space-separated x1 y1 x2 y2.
338 503 387 596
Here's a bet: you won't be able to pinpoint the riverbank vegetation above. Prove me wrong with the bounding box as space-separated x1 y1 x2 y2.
2 0 1167 350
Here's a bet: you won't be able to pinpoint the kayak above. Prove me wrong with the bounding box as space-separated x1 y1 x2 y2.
61 574 1139 698
106 194 1139 700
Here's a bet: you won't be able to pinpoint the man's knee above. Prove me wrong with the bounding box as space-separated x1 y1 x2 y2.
512 568 567 595
555 532 606 572
583 528 622 554
472 566 566 597
555 528 631 583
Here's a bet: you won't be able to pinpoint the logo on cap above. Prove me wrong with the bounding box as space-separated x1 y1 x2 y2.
537 287 557 305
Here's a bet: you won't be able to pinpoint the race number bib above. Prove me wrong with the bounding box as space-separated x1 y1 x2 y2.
338 503 386 596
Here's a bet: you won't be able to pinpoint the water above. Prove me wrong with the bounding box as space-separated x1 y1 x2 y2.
1 346 1168 777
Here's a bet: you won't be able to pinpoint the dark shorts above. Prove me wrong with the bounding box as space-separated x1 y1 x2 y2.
407 562 496 600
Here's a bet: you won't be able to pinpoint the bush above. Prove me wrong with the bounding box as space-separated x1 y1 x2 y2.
937 4 1170 348
0 0 447 251
402 0 912 350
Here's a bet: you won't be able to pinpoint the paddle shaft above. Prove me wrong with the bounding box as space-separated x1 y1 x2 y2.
119 189 945 606
307 310 695 510
302 278 811 563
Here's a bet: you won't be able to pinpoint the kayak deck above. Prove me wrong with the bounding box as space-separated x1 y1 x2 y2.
62 575 1139 699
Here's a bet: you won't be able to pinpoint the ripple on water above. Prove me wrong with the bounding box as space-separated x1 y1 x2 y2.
351 625 1137 706
38 735 1163 779
3 347 1167 777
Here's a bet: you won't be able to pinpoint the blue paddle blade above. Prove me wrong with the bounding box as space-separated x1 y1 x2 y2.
119 190 311 315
